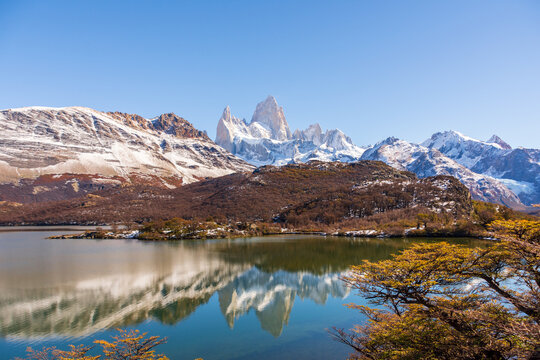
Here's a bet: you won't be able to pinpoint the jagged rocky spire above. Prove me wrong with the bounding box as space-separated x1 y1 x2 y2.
214 95 365 165
250 96 292 141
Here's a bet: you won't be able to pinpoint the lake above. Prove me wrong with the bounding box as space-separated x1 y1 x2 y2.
0 230 483 359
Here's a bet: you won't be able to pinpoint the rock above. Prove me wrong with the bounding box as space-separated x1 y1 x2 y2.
214 96 366 166
0 106 253 200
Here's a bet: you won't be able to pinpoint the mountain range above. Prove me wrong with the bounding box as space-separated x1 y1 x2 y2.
215 96 539 208
421 131 540 206
0 106 252 202
216 96 365 166
0 97 538 211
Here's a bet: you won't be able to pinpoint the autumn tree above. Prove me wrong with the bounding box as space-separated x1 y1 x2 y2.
489 219 540 240
415 212 437 229
20 329 169 360
332 219 540 360
22 345 98 360
94 329 168 360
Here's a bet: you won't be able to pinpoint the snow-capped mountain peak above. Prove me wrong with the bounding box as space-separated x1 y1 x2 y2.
422 130 539 206
423 130 496 148
293 123 323 145
251 95 292 141
215 96 365 166
422 130 509 168
361 136 523 208
321 129 357 151
215 106 254 153
423 130 513 152
487 135 512 150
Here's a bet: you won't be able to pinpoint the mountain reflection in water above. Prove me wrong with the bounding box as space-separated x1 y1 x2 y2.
0 233 426 341
219 268 349 337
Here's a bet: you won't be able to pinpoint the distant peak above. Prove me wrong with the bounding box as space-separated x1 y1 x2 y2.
487 135 512 150
380 136 400 145
368 137 401 150
221 106 231 118
436 130 465 138
255 96 281 113
327 127 345 135
431 131 510 149
251 96 291 141
306 123 322 132
263 95 278 105
428 130 481 143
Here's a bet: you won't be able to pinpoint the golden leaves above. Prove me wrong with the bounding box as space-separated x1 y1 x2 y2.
20 329 169 360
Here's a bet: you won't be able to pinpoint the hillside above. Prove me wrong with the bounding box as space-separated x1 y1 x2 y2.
0 161 473 226
0 106 252 202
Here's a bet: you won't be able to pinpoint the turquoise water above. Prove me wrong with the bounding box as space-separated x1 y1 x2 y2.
0 231 482 359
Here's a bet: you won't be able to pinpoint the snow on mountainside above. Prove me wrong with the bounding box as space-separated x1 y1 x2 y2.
422 130 508 168
487 135 512 150
215 96 365 166
0 106 252 202
360 137 523 208
215 97 538 208
250 96 292 141
423 131 540 205
3 102 536 209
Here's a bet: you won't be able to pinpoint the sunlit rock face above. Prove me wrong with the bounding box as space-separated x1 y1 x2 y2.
215 96 291 154
293 123 323 146
215 96 366 166
215 106 245 153
251 96 292 141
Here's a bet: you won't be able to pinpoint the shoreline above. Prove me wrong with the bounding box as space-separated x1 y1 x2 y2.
0 225 112 232
47 229 496 241
0 223 499 241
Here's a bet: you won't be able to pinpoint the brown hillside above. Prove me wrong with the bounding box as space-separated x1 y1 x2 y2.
0 161 473 225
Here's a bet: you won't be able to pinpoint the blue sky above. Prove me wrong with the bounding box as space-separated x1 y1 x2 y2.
1 0 539 148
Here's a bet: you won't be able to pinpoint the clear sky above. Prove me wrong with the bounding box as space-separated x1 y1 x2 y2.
1 0 539 148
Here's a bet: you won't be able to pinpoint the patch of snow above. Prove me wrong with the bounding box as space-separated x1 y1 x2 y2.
0 106 253 185
496 178 535 195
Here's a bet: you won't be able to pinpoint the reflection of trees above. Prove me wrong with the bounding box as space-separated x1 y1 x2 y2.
149 294 213 325
213 236 414 274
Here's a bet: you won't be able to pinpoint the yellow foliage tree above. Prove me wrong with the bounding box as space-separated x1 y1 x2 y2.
20 329 169 360
489 219 540 240
94 329 168 360
332 225 540 359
